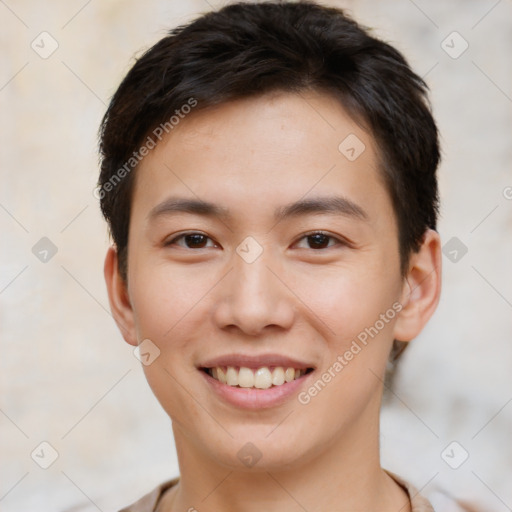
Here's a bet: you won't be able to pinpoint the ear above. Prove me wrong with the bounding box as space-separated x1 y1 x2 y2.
104 246 138 346
393 229 442 342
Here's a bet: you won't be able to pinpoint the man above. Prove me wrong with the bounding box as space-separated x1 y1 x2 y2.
98 1 444 510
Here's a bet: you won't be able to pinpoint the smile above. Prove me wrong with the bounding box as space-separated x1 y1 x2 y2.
201 366 314 389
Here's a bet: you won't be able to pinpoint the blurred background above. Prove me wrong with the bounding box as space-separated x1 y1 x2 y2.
1 0 511 510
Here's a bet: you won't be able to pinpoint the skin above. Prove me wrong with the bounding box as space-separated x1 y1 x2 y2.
104 90 441 511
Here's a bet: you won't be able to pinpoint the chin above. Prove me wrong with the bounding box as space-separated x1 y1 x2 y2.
201 430 311 472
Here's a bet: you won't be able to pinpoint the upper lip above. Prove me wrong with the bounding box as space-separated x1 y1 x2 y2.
198 353 315 370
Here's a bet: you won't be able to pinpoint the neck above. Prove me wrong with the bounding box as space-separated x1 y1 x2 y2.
161 399 411 512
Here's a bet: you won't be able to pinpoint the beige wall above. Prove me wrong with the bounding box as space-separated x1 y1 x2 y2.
1 1 511 510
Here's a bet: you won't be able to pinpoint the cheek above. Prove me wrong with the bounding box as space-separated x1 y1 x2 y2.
297 264 401 345
129 264 208 419
128 263 216 408
128 259 212 341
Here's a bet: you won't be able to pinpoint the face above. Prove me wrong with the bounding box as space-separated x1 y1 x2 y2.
107 90 430 471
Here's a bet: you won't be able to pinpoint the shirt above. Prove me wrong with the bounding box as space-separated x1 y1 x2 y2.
118 471 435 511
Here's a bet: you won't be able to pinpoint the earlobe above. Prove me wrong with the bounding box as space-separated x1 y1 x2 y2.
393 229 442 342
104 246 138 346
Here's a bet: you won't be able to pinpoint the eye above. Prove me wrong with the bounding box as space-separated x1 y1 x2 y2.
164 231 217 249
295 231 345 250
164 231 346 250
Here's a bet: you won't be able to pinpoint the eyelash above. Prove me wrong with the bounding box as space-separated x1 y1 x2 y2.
164 231 348 251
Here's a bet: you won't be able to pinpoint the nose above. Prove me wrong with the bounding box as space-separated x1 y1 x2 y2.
212 248 296 336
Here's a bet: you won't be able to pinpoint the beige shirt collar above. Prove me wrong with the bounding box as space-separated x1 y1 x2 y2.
119 472 435 511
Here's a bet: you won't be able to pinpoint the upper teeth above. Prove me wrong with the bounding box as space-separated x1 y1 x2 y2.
208 366 307 389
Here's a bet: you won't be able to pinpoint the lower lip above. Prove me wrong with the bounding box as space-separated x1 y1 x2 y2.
199 369 314 409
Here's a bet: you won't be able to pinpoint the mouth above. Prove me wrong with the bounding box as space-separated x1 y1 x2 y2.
199 365 315 390
197 354 316 408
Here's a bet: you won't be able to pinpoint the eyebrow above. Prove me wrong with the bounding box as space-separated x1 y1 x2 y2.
148 195 368 223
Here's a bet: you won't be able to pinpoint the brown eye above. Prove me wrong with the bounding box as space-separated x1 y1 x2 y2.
307 233 331 249
165 232 215 249
295 231 344 250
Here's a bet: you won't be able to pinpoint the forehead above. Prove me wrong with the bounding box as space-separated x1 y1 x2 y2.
131 90 393 228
